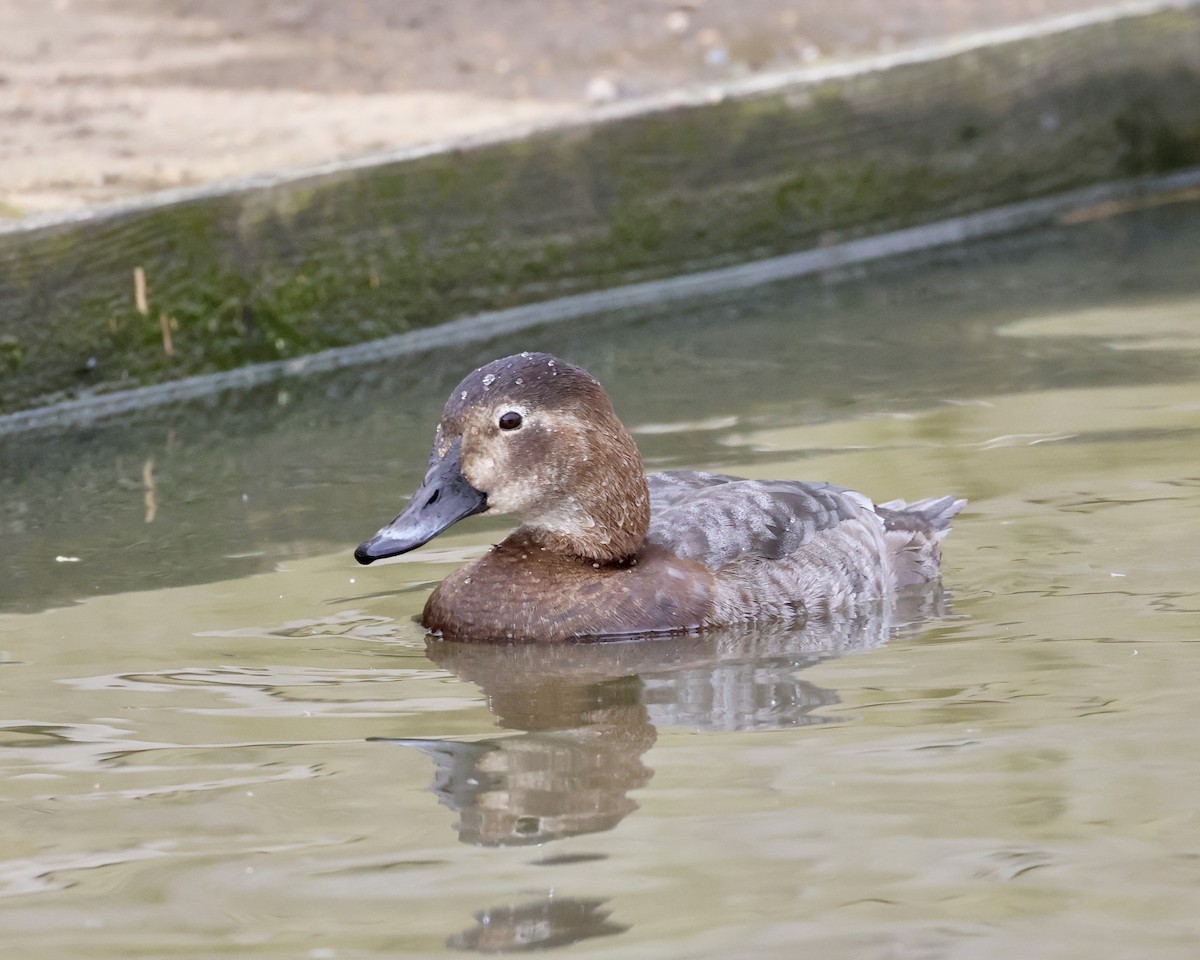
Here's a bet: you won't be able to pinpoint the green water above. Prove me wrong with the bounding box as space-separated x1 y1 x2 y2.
1 198 1199 957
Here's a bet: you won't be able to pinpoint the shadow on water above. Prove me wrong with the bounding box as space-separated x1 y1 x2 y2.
377 588 945 851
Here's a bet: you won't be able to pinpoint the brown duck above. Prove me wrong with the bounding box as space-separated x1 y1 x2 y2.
355 352 964 642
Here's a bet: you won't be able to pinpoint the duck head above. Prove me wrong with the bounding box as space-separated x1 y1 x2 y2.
355 352 651 565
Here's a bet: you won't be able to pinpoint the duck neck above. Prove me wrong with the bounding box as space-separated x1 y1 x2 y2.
524 434 651 564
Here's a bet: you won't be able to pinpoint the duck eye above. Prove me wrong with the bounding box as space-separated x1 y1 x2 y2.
498 411 523 431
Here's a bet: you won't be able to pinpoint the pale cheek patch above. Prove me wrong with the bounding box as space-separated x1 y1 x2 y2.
486 476 541 515
463 455 497 491
461 409 591 519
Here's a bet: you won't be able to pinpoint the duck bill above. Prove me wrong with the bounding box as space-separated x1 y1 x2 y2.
354 441 488 564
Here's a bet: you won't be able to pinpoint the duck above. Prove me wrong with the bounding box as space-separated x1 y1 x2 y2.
355 351 964 643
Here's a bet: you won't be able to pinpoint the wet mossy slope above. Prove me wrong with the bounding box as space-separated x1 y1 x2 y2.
1 5 1199 414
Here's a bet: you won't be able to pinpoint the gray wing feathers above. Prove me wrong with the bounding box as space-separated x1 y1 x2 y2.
645 471 964 617
646 473 868 568
648 470 743 512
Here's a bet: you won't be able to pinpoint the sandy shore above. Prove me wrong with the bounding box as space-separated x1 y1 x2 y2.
1 0 1121 218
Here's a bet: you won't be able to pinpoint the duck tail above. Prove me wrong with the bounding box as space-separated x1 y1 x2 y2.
878 494 966 539
875 495 967 588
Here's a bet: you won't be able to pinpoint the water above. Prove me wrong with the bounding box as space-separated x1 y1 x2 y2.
1 195 1199 957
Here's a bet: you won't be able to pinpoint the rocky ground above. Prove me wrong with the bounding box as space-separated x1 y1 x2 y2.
2 0 1122 218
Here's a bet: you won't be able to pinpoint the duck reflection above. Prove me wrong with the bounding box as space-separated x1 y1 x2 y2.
385 668 653 846
447 897 626 952
380 591 943 847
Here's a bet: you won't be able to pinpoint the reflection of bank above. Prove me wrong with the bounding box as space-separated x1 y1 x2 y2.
379 596 943 847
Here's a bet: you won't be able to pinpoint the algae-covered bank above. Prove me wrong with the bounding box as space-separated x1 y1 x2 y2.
1 2 1199 420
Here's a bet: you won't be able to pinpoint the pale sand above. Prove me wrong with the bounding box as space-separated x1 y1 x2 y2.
0 0 1124 218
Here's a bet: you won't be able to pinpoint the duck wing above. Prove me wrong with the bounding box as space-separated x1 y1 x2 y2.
645 471 871 569
646 469 741 511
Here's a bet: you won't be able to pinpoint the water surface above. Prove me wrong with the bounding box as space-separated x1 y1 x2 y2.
1 197 1199 957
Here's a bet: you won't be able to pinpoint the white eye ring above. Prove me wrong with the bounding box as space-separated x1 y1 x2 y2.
498 410 523 431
